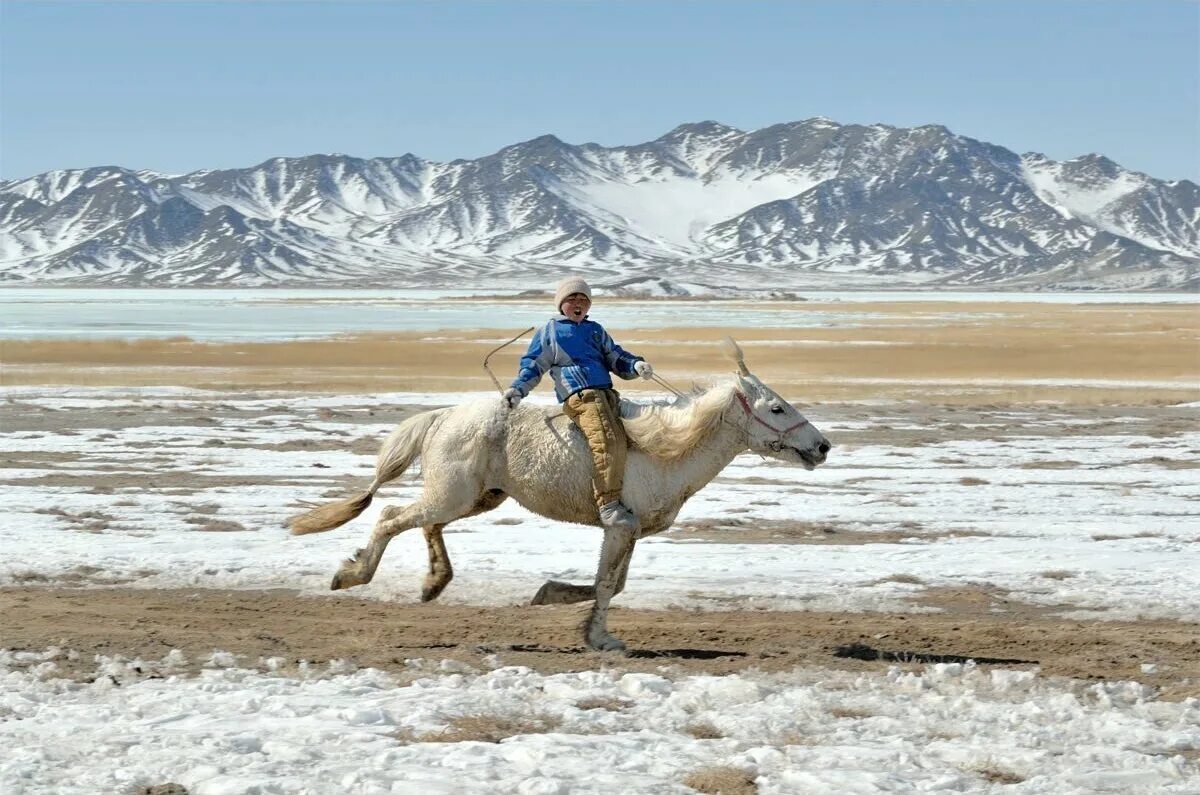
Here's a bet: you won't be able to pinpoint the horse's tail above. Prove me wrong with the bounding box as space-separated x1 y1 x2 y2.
288 408 448 536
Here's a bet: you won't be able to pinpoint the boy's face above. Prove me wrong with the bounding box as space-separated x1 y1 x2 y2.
560 293 591 322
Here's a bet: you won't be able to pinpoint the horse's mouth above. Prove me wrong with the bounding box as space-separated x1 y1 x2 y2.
792 446 824 470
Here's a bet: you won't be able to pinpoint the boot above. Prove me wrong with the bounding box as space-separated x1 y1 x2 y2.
599 500 639 532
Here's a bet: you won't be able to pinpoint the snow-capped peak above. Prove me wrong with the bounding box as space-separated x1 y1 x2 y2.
1 118 1195 289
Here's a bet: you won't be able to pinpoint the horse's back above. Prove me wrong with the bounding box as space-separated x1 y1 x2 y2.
419 397 667 527
497 404 599 523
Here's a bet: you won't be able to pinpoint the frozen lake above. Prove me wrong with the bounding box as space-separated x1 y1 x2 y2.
1 288 1196 341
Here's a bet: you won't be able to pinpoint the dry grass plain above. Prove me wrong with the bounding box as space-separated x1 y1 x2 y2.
3 300 1197 403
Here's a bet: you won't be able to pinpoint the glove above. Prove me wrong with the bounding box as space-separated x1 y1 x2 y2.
502 388 523 410
634 360 654 380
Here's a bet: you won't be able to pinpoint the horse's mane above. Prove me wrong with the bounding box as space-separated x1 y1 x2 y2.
621 379 735 461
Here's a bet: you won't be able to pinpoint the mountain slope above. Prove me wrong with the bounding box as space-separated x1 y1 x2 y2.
1 119 1195 290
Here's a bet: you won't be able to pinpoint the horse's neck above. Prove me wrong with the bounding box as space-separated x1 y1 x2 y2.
669 404 746 496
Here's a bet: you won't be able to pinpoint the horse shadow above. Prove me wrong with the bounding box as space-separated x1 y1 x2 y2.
502 643 747 660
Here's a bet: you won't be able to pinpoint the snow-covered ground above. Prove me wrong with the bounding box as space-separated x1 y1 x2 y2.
3 649 1197 794
3 386 1198 794
3 388 1198 620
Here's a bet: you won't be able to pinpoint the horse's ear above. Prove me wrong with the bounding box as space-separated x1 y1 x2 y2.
721 336 750 377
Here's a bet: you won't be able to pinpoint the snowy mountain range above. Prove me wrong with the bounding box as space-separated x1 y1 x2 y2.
1 118 1197 291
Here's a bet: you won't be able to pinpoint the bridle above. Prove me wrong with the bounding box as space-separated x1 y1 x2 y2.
734 390 809 452
647 372 808 452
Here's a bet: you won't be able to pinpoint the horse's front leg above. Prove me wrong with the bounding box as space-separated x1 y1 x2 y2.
611 522 665 594
583 525 637 651
530 523 650 605
532 533 652 607
530 580 595 605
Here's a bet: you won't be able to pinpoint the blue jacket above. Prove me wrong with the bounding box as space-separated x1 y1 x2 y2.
510 316 644 402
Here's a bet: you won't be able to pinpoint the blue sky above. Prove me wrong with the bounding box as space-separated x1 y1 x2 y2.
1 1 1196 181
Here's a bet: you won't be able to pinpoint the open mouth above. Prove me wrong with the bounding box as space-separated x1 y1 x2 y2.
789 445 828 470
792 446 818 470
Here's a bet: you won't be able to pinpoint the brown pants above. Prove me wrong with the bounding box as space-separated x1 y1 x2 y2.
563 388 627 508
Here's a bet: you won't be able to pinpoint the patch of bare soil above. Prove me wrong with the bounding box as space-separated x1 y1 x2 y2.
665 518 989 545
682 766 758 795
404 713 563 744
1127 456 1200 470
909 584 1077 618
2 587 1196 700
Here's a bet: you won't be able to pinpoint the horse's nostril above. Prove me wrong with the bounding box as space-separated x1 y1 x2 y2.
818 442 831 456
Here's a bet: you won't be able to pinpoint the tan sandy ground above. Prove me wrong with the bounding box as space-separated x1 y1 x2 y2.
2 301 1197 403
2 587 1197 700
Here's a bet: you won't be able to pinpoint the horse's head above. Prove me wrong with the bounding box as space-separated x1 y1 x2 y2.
722 338 831 470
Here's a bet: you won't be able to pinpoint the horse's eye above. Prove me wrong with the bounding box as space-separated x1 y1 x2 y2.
770 405 785 414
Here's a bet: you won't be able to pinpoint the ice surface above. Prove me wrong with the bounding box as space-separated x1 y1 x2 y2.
2 289 1195 342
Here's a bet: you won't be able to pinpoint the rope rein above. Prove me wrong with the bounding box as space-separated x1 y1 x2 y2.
651 372 805 447
648 372 688 400
483 331 804 449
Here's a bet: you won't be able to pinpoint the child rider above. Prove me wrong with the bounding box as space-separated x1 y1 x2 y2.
503 276 653 532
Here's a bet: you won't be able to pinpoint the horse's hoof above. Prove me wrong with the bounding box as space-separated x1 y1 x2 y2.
420 580 448 602
530 582 551 605
587 633 627 653
331 567 360 590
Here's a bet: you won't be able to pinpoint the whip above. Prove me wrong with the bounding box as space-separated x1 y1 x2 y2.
482 327 535 394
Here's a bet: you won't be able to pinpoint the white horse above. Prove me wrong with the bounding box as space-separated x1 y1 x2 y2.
289 342 831 651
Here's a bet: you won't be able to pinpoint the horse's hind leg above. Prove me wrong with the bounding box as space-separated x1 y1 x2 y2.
331 494 469 591
420 524 451 602
419 488 507 603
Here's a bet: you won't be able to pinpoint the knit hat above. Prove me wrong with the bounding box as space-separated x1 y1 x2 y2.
553 276 592 313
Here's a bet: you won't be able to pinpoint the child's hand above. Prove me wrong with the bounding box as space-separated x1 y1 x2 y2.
634 361 654 380
502 388 523 410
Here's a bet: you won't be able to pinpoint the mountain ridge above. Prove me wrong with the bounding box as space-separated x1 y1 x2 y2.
2 118 1196 291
